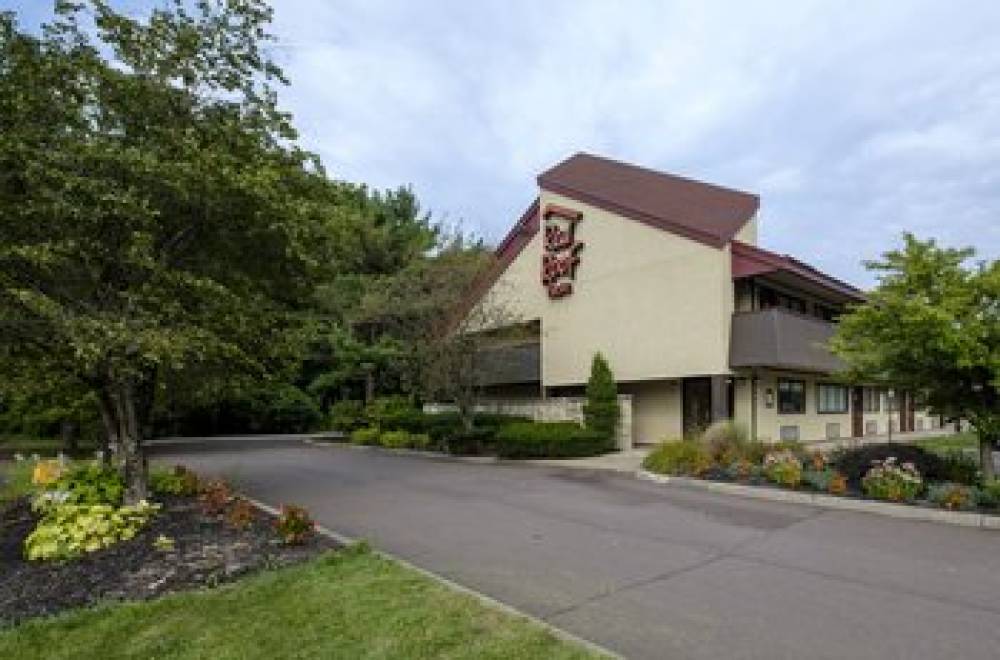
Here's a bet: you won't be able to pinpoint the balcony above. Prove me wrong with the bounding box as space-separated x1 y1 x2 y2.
729 308 845 373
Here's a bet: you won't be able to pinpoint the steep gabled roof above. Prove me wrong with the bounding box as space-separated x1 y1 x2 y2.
537 152 759 248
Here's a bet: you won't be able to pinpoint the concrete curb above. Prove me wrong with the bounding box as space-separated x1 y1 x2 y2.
636 470 1000 530
244 496 620 659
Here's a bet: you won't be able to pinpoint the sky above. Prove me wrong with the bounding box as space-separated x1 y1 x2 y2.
9 1 1000 286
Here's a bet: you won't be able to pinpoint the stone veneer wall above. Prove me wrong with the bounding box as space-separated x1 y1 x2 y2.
424 395 634 451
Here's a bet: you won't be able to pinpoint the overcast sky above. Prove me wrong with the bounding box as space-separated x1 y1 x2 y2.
12 1 1000 286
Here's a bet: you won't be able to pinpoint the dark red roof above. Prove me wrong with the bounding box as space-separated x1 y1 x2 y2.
731 240 865 302
537 153 759 248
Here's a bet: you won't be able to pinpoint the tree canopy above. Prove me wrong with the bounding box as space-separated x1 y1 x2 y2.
832 234 999 476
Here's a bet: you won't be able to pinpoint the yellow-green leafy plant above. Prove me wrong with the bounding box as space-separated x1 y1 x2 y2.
763 451 803 488
379 430 412 449
24 501 160 561
643 439 713 477
350 427 380 446
150 465 200 497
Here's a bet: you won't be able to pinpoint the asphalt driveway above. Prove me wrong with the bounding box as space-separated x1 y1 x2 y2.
155 438 1000 660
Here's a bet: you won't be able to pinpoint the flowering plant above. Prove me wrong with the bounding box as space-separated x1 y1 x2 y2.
275 504 315 545
861 457 923 502
763 451 803 488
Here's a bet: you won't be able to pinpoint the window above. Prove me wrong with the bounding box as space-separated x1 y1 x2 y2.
817 384 849 413
814 304 839 322
780 425 800 441
863 387 881 413
758 286 806 314
778 379 805 414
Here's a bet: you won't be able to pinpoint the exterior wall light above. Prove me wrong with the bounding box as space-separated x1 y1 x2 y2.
765 388 775 408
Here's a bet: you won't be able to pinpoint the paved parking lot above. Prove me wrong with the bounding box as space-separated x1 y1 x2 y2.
158 438 1000 660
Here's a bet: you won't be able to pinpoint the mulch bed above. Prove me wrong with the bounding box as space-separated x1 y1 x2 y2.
0 494 337 625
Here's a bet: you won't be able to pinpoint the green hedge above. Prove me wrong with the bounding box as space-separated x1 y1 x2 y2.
495 422 612 459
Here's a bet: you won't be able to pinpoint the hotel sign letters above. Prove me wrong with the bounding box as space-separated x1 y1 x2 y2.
541 204 584 299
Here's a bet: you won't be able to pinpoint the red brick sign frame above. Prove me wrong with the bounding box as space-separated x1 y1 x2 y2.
541 204 584 299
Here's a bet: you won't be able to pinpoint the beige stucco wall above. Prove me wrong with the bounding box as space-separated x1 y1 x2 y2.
482 190 735 386
621 379 682 444
734 214 758 245
733 369 942 443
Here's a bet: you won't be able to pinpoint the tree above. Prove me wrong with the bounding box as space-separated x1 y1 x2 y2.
583 353 619 443
0 2 341 501
831 234 999 478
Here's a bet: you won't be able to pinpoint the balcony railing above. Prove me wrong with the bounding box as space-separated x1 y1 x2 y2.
729 308 845 373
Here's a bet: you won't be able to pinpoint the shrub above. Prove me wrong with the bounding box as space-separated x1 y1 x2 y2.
365 397 425 433
583 353 619 441
24 501 160 561
275 504 315 545
409 433 430 450
927 482 976 511
149 465 199 497
643 440 713 476
32 459 66 487
763 451 803 488
976 480 1000 509
265 385 322 433
801 468 837 492
379 430 412 449
350 426 380 446
828 472 848 495
724 458 758 482
198 479 232 516
861 457 923 502
495 422 612 459
52 462 124 506
326 400 365 432
226 497 256 530
699 421 759 465
444 427 494 455
937 450 978 486
833 443 944 489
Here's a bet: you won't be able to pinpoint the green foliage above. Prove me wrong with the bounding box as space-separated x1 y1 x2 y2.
325 400 365 432
833 443 944 488
763 451 803 488
861 458 924 502
1 459 37 503
495 422 612 459
927 482 976 511
24 501 160 561
274 504 315 545
52 463 124 506
583 353 619 440
936 450 979 486
975 480 1000 509
149 465 199 497
642 440 713 476
801 468 838 492
265 386 321 433
379 430 412 449
364 397 424 433
698 421 762 465
350 427 380 446
831 234 999 476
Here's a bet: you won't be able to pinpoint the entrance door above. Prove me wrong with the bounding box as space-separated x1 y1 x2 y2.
682 377 713 437
851 386 864 438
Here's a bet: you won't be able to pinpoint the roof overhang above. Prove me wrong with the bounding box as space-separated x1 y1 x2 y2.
731 240 866 304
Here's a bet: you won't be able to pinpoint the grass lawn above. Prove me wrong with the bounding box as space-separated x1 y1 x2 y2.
0 459 34 504
915 431 978 455
0 546 602 660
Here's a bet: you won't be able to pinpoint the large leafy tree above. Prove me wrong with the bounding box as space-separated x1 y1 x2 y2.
832 235 1000 478
0 1 342 501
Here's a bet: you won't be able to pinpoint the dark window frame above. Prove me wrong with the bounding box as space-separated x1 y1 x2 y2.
777 378 806 415
816 383 849 414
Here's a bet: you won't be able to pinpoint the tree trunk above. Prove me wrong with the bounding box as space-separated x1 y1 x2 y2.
981 432 996 482
106 380 148 503
96 390 119 466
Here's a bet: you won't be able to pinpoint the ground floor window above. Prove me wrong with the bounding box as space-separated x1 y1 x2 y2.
863 387 881 412
778 379 805 414
817 383 848 413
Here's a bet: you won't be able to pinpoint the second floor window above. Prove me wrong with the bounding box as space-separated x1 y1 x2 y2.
863 387 881 412
817 384 849 413
778 379 805 414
